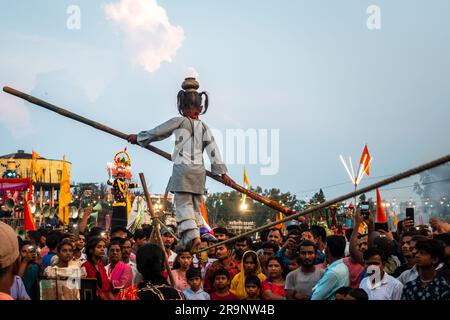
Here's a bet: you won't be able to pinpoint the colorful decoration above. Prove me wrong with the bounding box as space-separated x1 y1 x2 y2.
107 148 137 229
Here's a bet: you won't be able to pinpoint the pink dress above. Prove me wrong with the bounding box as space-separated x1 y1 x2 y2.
169 269 190 292
106 262 134 294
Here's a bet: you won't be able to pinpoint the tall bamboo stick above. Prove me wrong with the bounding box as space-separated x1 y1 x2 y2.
3 86 295 216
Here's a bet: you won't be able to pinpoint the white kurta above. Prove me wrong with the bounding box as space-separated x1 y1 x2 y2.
137 116 228 246
137 116 227 194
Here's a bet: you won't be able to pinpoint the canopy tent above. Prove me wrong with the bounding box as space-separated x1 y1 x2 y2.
0 178 36 230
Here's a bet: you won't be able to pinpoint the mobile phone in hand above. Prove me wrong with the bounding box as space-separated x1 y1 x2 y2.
406 208 415 224
360 202 370 220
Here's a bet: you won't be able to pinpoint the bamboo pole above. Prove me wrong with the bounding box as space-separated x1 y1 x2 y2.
3 86 295 216
138 173 176 288
196 153 450 253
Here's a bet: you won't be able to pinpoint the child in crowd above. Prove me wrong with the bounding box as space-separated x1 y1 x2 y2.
210 269 237 300
170 248 193 291
183 268 210 300
244 275 262 300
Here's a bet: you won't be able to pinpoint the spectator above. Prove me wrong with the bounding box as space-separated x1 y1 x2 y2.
402 239 450 300
42 232 60 268
392 231 417 278
9 275 30 300
43 239 86 300
286 240 324 300
183 267 210 300
203 242 240 293
262 256 286 300
359 247 403 300
267 228 283 249
0 222 20 300
17 241 40 300
72 233 86 267
121 238 141 284
213 227 230 242
311 235 349 300
233 235 252 264
110 226 128 239
346 288 369 301
136 244 184 300
275 229 301 275
335 286 352 300
311 225 327 253
82 236 115 300
161 227 177 268
260 241 279 274
230 250 266 299
346 211 369 288
210 268 237 300
192 235 216 279
434 233 450 280
106 238 133 299
373 236 401 275
397 235 428 285
302 229 326 265
171 248 194 292
244 275 262 300
287 258 299 272
132 229 147 256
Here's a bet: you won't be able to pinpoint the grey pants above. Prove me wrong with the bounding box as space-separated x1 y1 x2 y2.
174 192 203 247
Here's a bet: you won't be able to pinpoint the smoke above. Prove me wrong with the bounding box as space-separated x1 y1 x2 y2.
104 0 185 73
414 163 450 219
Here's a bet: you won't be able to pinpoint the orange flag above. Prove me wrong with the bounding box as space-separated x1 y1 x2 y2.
200 197 209 225
376 188 387 223
276 212 283 230
359 144 371 176
393 211 398 229
30 150 43 182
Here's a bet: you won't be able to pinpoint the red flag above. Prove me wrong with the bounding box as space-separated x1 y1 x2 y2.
24 184 36 231
359 144 371 176
376 189 387 223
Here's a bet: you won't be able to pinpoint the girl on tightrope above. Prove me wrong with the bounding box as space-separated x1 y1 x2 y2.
127 78 234 252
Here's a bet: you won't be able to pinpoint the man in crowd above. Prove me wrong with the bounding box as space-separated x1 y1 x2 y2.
267 228 283 250
397 235 428 285
359 247 403 300
392 231 417 278
161 226 177 268
42 231 60 268
285 240 324 300
402 239 450 300
121 237 141 284
203 242 240 293
347 211 370 288
311 235 349 300
213 227 230 242
232 235 252 264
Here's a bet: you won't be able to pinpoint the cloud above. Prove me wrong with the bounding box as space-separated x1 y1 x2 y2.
104 0 185 73
0 91 34 138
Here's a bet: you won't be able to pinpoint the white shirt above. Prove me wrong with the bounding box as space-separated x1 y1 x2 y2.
360 273 403 300
397 263 444 285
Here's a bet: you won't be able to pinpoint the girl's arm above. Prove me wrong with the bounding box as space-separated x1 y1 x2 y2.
134 117 185 146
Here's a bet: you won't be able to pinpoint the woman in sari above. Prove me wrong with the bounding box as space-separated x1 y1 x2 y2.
106 239 133 299
82 237 115 300
230 250 266 299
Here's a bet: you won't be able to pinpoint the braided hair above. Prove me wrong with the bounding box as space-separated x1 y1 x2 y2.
177 78 209 116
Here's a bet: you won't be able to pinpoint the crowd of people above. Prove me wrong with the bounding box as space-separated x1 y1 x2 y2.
1 209 450 301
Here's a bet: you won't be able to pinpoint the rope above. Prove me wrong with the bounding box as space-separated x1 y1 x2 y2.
196 154 450 253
